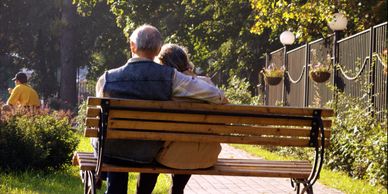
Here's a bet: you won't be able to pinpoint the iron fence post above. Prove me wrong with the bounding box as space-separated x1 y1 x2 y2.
264 52 269 105
304 42 310 107
368 26 376 117
332 31 341 111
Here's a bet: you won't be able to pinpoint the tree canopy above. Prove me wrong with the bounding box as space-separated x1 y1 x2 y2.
1 0 386 104
250 0 387 42
0 0 127 105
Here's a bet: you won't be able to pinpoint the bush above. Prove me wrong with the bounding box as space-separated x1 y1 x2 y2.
0 109 79 170
74 100 88 134
221 75 262 105
326 87 387 187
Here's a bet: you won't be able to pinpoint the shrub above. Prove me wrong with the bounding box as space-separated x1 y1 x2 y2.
0 109 79 170
326 87 387 187
74 99 88 134
221 75 262 105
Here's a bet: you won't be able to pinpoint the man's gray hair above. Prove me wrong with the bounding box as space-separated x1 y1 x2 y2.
130 24 163 54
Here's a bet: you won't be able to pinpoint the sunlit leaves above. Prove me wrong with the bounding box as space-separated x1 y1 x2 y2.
249 0 387 42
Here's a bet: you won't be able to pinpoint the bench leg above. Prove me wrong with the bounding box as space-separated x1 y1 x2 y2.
84 171 96 194
301 183 313 194
291 179 314 194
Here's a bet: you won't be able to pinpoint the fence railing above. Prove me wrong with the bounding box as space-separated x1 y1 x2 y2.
264 22 387 121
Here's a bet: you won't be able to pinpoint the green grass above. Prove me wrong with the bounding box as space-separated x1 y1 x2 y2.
0 135 170 194
4 135 385 194
231 144 387 194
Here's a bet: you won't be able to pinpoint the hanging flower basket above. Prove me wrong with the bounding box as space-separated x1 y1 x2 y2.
309 49 332 83
264 76 283 85
261 63 285 86
309 71 331 83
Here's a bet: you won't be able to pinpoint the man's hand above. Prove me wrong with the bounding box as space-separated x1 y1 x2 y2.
8 88 13 94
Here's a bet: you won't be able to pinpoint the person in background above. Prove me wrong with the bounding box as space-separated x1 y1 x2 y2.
4 72 40 110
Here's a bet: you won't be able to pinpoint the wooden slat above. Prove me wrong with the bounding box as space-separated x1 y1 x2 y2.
87 107 100 117
101 163 311 179
84 128 98 137
74 152 312 179
108 120 331 137
88 97 334 117
106 130 330 147
108 110 316 127
86 118 99 128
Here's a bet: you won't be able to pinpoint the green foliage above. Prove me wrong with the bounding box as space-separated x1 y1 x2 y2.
0 110 79 171
74 100 88 133
250 0 387 43
326 87 387 187
0 1 127 99
221 75 262 105
74 0 268 92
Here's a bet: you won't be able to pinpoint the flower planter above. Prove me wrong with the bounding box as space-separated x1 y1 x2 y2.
264 76 283 85
310 71 331 83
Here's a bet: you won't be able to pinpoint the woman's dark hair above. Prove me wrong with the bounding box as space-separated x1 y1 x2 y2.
158 44 193 72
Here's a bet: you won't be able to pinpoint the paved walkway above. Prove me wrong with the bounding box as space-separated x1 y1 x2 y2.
184 144 343 194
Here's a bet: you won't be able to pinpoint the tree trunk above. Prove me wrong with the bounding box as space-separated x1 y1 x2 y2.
59 0 77 108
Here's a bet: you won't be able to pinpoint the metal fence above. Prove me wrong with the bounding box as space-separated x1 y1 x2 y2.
264 22 387 121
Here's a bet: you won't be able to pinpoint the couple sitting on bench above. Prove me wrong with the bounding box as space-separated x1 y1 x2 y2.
93 24 228 194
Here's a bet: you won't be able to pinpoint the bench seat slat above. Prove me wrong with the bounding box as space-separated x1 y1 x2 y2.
88 97 334 117
73 152 311 179
108 120 331 137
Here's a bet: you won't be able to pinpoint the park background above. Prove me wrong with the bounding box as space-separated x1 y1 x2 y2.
0 0 387 193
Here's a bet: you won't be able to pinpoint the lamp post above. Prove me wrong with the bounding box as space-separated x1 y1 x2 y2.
328 12 347 71
279 30 295 106
328 12 347 110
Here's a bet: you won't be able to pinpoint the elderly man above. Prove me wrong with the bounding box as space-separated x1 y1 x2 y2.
95 24 226 194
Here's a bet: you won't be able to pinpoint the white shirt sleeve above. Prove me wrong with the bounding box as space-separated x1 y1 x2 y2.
95 73 106 97
172 70 225 104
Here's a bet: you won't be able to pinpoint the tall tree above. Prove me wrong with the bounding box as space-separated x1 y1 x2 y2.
75 0 273 92
59 0 78 107
0 0 127 105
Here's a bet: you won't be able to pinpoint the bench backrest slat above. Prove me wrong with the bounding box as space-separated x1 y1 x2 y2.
85 97 333 148
106 120 331 137
104 130 329 147
87 97 334 117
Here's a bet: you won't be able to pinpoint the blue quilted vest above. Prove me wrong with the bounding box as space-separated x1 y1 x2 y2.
102 60 174 164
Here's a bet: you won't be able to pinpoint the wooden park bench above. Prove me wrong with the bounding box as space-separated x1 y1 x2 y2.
72 97 333 194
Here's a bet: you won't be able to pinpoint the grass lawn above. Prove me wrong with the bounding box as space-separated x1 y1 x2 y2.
232 144 387 194
2 135 386 193
0 135 170 194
